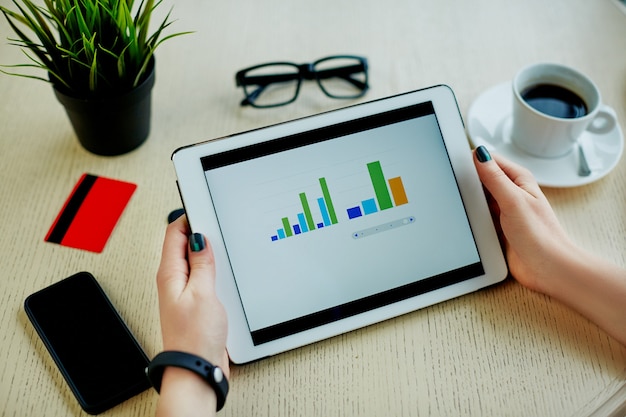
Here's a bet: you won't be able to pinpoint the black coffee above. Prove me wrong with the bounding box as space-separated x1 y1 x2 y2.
521 84 588 119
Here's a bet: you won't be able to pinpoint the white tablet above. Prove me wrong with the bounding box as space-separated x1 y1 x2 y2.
172 85 507 364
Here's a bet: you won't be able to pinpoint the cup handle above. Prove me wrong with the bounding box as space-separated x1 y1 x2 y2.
587 105 617 135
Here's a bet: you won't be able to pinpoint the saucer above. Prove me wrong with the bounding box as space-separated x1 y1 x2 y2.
466 82 624 187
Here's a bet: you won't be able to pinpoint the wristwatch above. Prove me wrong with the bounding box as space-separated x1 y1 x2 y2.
146 351 229 411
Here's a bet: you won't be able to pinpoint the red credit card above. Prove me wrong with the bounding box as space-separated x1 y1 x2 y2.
45 174 137 253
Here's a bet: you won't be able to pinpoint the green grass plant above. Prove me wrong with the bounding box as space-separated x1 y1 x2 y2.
1 0 189 97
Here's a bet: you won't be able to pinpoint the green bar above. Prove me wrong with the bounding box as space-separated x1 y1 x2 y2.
367 161 393 210
319 177 338 224
281 217 292 237
299 192 316 231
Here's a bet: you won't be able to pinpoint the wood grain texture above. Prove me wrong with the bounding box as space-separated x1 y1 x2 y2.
0 0 625 416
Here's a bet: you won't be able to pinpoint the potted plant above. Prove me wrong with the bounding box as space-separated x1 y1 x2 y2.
0 0 189 155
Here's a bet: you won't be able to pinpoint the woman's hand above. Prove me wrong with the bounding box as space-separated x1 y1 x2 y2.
473 146 575 294
473 146 626 346
155 215 229 416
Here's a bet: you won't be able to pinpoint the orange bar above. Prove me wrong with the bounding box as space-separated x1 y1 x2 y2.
388 177 408 206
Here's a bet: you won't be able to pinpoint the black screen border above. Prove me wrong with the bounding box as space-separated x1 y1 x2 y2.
201 102 435 170
201 101 484 345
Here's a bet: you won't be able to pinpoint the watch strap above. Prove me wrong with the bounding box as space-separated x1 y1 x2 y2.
146 351 228 411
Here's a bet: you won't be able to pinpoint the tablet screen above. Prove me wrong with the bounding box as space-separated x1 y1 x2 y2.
201 102 483 345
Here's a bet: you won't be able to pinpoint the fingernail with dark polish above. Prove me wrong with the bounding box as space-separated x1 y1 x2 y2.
167 208 185 224
476 146 492 163
189 233 206 252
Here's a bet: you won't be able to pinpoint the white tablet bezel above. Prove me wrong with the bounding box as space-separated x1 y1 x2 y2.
172 85 507 364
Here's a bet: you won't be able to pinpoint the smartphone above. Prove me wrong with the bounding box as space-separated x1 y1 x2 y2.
24 272 151 415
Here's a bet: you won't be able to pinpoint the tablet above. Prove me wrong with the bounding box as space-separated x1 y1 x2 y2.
172 85 507 364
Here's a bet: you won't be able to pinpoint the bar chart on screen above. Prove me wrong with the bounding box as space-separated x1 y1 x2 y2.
269 160 410 242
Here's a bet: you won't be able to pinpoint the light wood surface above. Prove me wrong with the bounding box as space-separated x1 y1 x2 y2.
1 0 625 416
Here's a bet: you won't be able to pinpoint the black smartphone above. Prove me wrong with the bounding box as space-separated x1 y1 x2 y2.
24 271 151 415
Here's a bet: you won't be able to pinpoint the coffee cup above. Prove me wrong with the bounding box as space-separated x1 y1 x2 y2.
511 62 616 158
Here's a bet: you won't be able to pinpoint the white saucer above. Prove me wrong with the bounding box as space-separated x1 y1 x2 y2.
466 82 624 187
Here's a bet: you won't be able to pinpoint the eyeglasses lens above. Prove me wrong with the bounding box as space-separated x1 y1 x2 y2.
314 57 368 99
242 64 300 107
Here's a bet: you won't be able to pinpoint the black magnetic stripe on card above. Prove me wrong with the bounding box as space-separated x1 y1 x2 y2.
46 174 98 244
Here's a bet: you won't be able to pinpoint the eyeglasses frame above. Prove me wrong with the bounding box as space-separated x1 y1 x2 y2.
235 55 369 108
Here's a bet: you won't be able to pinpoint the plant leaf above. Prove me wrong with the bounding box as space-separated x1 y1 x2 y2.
1 0 190 95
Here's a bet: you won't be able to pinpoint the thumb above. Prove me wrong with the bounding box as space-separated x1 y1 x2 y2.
187 233 217 294
473 146 542 211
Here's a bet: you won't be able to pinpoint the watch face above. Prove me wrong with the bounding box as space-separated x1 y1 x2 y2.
212 367 224 383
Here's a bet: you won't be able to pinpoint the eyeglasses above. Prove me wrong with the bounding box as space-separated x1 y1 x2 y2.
235 55 369 108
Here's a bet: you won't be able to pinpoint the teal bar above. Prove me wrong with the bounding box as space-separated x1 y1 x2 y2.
317 197 331 226
362 198 378 215
297 213 309 233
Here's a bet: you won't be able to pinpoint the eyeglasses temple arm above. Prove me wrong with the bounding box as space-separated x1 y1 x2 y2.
240 84 266 106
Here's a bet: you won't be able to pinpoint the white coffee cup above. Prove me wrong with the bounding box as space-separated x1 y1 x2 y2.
511 63 616 158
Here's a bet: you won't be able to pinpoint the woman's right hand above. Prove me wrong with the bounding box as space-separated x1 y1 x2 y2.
473 146 626 346
473 146 575 293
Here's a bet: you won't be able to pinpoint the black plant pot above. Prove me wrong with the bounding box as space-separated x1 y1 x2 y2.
53 62 156 156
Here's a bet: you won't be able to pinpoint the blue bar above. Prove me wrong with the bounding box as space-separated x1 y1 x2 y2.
362 198 378 215
277 229 286 239
293 224 301 235
317 222 324 229
297 213 309 233
317 198 331 226
347 206 362 219
271 235 278 241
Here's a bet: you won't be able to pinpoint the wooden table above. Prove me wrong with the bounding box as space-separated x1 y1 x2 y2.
1 0 625 415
